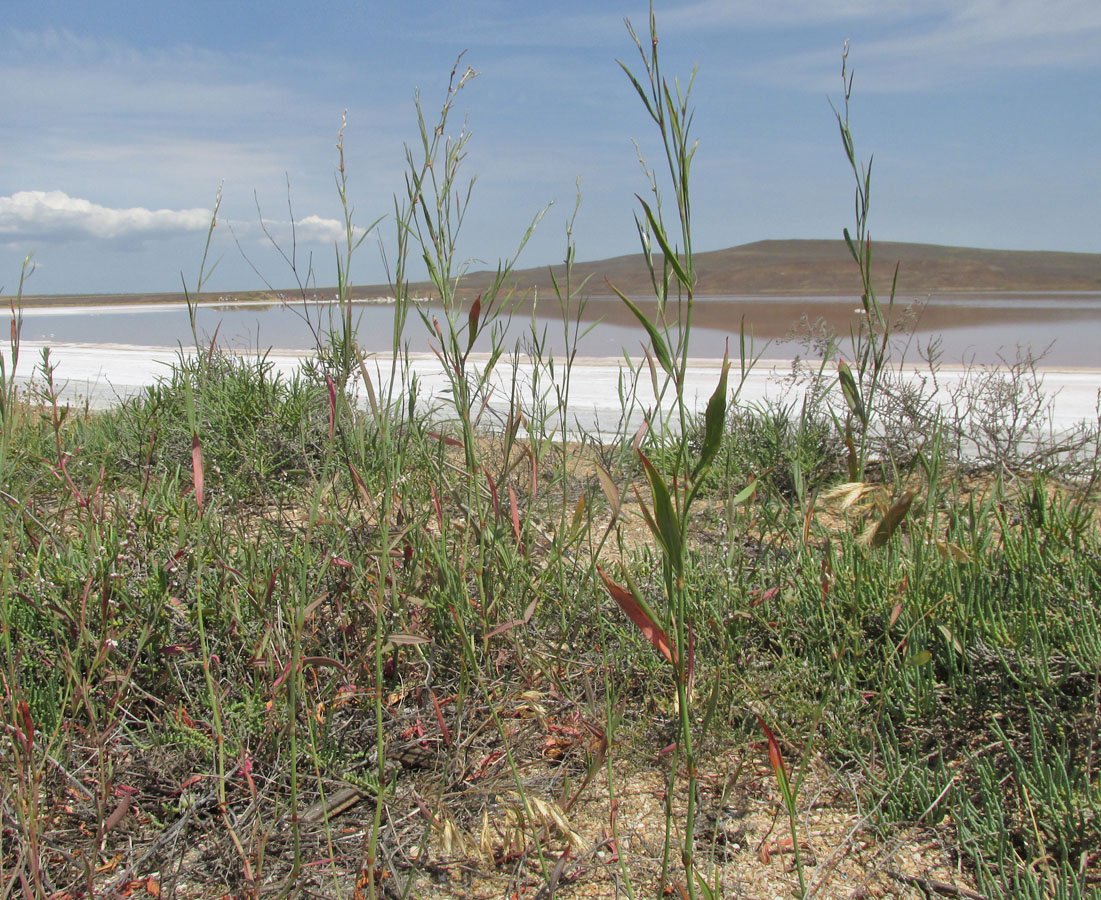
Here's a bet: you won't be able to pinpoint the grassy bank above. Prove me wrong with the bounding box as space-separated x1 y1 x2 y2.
3 13 1100 900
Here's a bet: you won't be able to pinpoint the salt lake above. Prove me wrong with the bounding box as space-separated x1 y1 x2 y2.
9 293 1101 436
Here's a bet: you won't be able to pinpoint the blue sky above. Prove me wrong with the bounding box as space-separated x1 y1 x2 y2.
2 0 1099 295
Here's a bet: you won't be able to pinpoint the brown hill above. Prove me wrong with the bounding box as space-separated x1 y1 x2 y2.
459 239 1101 300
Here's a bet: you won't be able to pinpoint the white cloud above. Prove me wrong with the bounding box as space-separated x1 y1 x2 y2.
295 215 349 243
0 191 212 242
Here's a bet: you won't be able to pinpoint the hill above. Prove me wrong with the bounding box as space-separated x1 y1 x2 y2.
10 239 1101 307
460 239 1101 300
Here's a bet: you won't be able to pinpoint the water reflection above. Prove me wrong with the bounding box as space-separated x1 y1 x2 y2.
16 292 1101 366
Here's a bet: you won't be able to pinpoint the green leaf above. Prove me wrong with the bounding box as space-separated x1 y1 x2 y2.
636 195 692 291
691 354 730 484
693 869 716 900
638 451 682 573
842 418 859 481
866 489 916 549
838 360 866 425
905 650 932 667
632 483 666 557
842 226 860 264
422 253 442 293
617 60 657 121
606 280 674 378
731 479 757 507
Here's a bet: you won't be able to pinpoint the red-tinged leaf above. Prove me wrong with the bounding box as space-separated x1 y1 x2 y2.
485 468 500 518
430 343 445 369
748 586 779 608
18 701 33 751
191 430 204 515
301 655 352 674
509 485 522 545
632 417 649 453
145 877 162 898
526 445 539 498
326 375 337 441
802 496 816 545
888 600 903 628
467 295 482 351
271 660 294 691
102 792 132 835
430 690 452 747
757 716 788 785
484 617 527 640
427 431 463 448
263 567 280 607
331 556 353 569
597 564 674 664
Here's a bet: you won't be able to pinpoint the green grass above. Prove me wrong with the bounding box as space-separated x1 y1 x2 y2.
2 13 1100 900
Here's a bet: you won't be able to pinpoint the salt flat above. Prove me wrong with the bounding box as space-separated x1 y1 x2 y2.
12 342 1100 440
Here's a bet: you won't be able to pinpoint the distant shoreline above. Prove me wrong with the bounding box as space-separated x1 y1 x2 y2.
10 288 1101 315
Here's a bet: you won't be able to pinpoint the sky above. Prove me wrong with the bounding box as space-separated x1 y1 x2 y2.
1 0 1099 296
